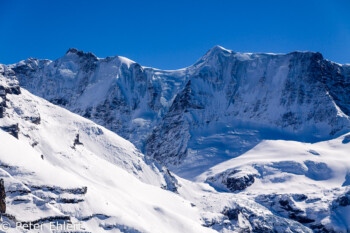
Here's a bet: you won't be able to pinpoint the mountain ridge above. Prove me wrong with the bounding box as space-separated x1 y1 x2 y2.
12 45 340 71
2 46 350 175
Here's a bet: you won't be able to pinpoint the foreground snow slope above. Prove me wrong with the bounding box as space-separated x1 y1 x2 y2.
0 129 215 233
0 77 311 232
0 84 214 232
0 126 313 233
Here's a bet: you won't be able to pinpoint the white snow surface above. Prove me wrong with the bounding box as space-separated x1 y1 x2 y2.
0 46 350 232
0 89 215 232
0 87 314 232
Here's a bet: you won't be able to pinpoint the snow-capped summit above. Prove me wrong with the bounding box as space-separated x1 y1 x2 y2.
65 47 98 59
66 47 82 54
201 45 233 57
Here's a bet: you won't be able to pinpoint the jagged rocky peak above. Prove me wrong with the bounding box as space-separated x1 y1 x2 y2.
65 47 98 60
13 57 51 74
66 47 80 54
64 47 138 69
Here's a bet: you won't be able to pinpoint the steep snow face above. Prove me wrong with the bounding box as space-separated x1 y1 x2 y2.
146 47 350 175
6 46 350 176
189 48 349 135
0 66 182 189
0 73 313 232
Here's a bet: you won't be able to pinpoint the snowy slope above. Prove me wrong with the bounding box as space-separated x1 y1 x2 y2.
0 129 213 233
202 133 350 232
0 79 213 232
0 129 313 233
9 49 188 150
0 75 313 232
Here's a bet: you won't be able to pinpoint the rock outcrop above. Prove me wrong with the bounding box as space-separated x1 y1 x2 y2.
0 179 6 214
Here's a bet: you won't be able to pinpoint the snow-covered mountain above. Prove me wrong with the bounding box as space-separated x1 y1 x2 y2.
8 46 350 175
1 46 350 232
0 62 315 232
9 48 188 150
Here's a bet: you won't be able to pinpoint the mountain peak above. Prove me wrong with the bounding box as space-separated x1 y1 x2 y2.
206 45 232 56
193 45 233 66
66 48 79 54
65 48 98 60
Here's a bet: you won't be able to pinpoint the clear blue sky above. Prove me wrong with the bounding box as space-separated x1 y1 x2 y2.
1 0 349 69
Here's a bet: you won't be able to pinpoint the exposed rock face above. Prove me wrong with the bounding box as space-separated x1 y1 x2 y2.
254 189 350 232
333 190 350 207
4 46 349 174
0 87 6 118
159 166 179 193
0 65 21 97
206 169 255 192
206 203 313 233
0 66 21 138
0 124 19 139
304 160 333 181
73 133 83 148
343 135 350 144
342 172 350 186
256 194 314 224
226 174 255 192
0 179 6 214
25 116 41 125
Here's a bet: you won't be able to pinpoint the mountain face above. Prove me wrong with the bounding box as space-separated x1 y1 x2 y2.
7 46 350 177
10 48 188 150
0 61 315 233
1 46 350 232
